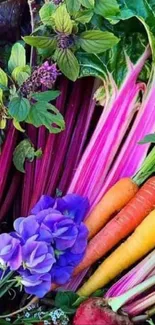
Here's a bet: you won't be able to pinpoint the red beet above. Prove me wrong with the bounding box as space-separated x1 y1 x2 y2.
73 298 133 325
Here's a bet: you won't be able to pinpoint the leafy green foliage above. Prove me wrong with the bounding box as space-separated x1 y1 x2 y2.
8 43 26 73
56 48 80 81
54 4 73 34
77 52 107 79
74 9 93 23
12 66 31 86
147 320 155 325
79 30 119 53
13 139 42 173
95 0 120 18
8 97 30 122
55 291 79 314
31 90 60 102
81 0 94 8
39 2 56 26
66 0 81 13
23 36 57 49
0 68 8 87
26 101 65 133
139 134 155 144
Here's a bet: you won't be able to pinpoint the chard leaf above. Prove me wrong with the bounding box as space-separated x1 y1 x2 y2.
39 2 56 26
56 48 79 81
54 4 73 34
23 36 57 50
26 101 65 133
74 9 93 23
80 0 94 8
13 139 42 173
8 97 30 122
12 66 31 86
0 68 8 87
78 30 119 53
66 0 81 13
77 52 107 79
31 90 60 102
139 134 155 144
8 43 26 73
94 0 120 18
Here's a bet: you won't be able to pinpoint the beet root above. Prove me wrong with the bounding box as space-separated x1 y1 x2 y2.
73 298 133 325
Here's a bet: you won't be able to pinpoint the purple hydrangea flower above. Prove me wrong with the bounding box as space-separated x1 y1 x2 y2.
21 272 51 298
0 233 22 270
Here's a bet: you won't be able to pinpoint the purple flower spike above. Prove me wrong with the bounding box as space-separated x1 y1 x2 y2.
21 272 51 298
21 241 55 274
0 233 22 270
56 194 89 224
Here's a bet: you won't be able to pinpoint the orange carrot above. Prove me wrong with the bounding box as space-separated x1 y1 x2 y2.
77 208 155 296
85 178 138 239
74 176 155 276
85 147 155 239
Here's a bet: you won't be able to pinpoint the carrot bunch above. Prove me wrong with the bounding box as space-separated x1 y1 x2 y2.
70 147 155 296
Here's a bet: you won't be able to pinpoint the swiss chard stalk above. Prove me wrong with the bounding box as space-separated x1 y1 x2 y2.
29 77 69 209
45 79 86 196
68 46 150 207
58 77 95 193
0 122 18 205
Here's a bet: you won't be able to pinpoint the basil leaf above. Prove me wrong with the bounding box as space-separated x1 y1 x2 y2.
26 101 65 133
66 0 81 13
0 68 8 87
54 4 73 34
81 0 94 8
56 48 79 81
74 9 93 23
55 291 79 312
8 43 26 73
77 52 107 79
13 139 42 173
31 90 60 102
23 36 57 50
79 30 119 53
8 97 30 122
12 66 31 86
39 2 56 26
94 0 120 18
139 134 155 144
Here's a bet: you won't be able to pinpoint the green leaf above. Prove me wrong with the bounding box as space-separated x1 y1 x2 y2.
0 89 3 104
147 320 155 325
79 30 119 53
23 36 57 50
56 48 79 81
31 90 60 102
13 119 25 132
0 68 8 87
139 134 155 144
13 139 41 173
72 296 87 307
81 0 94 8
12 66 31 86
8 97 30 122
39 2 56 26
26 101 65 133
66 0 81 13
74 9 93 23
94 0 120 18
77 52 107 78
8 43 26 73
54 4 73 34
55 291 79 314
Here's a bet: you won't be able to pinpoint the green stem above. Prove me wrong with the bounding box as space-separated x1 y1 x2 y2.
133 147 155 186
108 275 155 312
0 271 14 288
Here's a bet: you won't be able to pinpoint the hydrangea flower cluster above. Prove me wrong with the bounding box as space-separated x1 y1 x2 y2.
0 194 89 298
